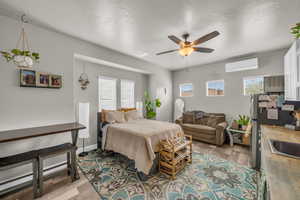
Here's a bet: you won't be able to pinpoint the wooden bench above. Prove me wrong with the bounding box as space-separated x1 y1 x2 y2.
36 143 77 197
0 150 39 198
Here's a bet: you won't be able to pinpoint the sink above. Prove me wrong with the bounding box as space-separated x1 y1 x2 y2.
268 139 300 159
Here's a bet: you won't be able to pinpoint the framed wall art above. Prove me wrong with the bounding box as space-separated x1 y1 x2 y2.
49 74 62 88
36 72 50 87
20 69 36 87
19 69 62 89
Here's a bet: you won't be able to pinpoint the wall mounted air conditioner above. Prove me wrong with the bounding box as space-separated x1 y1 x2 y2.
225 58 258 72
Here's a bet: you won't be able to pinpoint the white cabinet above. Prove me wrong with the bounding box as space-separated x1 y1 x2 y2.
284 40 300 101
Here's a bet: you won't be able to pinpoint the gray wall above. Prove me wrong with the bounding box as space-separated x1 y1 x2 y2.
73 59 148 147
0 15 172 183
172 48 287 121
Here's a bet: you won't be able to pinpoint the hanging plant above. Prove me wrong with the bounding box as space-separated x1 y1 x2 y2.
0 15 40 68
78 73 90 90
78 64 90 90
291 23 300 39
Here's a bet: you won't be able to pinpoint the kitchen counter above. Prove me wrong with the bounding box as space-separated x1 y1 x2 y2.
261 125 300 200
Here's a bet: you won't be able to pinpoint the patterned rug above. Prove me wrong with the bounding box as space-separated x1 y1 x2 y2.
77 150 257 200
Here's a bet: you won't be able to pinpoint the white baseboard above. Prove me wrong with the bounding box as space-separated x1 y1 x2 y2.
0 144 98 193
76 143 98 154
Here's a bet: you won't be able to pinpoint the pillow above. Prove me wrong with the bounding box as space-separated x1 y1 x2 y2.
195 117 209 125
125 110 142 121
106 111 126 123
182 112 195 124
101 109 116 122
207 116 218 128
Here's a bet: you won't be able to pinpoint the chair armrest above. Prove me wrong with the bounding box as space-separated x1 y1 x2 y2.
215 122 228 146
175 117 183 125
217 121 227 129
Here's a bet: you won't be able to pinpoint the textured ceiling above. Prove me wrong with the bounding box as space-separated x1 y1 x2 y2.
0 0 299 70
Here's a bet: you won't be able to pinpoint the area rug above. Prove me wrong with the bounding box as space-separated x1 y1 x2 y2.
77 150 257 200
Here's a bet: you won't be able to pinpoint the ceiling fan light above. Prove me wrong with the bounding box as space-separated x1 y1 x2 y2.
179 47 194 56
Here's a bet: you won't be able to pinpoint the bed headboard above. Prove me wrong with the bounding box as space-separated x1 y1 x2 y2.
99 108 137 122
97 108 137 149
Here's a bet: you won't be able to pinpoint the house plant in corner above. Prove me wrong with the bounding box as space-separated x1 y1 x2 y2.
144 91 161 119
236 115 250 131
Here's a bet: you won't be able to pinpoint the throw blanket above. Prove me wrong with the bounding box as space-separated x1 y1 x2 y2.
193 110 206 119
103 119 182 174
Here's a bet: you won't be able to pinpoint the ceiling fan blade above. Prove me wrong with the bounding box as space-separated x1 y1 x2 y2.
193 47 214 53
192 31 220 46
168 35 183 45
156 49 179 55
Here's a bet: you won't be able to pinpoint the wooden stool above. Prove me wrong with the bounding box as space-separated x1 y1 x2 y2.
0 150 39 198
36 143 77 197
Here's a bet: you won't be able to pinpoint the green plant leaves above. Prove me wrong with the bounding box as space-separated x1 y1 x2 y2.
155 98 161 107
11 49 21 55
236 115 250 126
0 48 40 63
0 51 13 62
291 23 300 39
144 91 162 119
31 52 40 61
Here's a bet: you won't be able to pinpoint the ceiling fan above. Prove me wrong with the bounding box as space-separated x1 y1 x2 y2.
156 31 220 57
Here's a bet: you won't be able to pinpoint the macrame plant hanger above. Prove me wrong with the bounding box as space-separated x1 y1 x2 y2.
14 15 33 68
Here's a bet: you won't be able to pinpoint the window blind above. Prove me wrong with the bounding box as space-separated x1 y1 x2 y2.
121 80 135 108
98 76 117 110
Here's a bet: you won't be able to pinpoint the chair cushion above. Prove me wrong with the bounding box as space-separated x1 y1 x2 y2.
181 124 216 135
38 143 75 157
0 150 38 167
195 117 209 125
207 116 218 128
182 112 195 124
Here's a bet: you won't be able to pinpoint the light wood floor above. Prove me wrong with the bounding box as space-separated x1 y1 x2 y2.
2 141 251 200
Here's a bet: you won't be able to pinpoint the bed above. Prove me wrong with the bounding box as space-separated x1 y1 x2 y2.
97 110 183 175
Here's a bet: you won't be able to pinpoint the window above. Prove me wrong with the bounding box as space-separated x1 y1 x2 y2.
98 76 117 110
180 83 193 97
121 79 135 108
243 76 264 96
206 80 225 96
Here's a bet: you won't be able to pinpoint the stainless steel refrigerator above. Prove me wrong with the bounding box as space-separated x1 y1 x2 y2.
250 93 295 170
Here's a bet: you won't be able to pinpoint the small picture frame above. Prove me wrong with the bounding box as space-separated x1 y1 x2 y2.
49 74 62 88
20 69 36 87
36 72 50 87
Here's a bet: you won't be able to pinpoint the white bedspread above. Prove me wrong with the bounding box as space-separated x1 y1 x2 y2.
102 119 182 174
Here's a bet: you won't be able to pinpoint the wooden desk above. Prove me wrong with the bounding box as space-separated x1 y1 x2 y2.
0 122 86 180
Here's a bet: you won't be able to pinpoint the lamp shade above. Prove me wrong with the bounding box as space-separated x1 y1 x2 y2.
78 102 90 138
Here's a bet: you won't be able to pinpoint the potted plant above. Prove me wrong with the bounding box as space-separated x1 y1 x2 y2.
144 91 161 119
236 115 250 131
291 23 300 39
1 49 40 68
0 15 40 68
